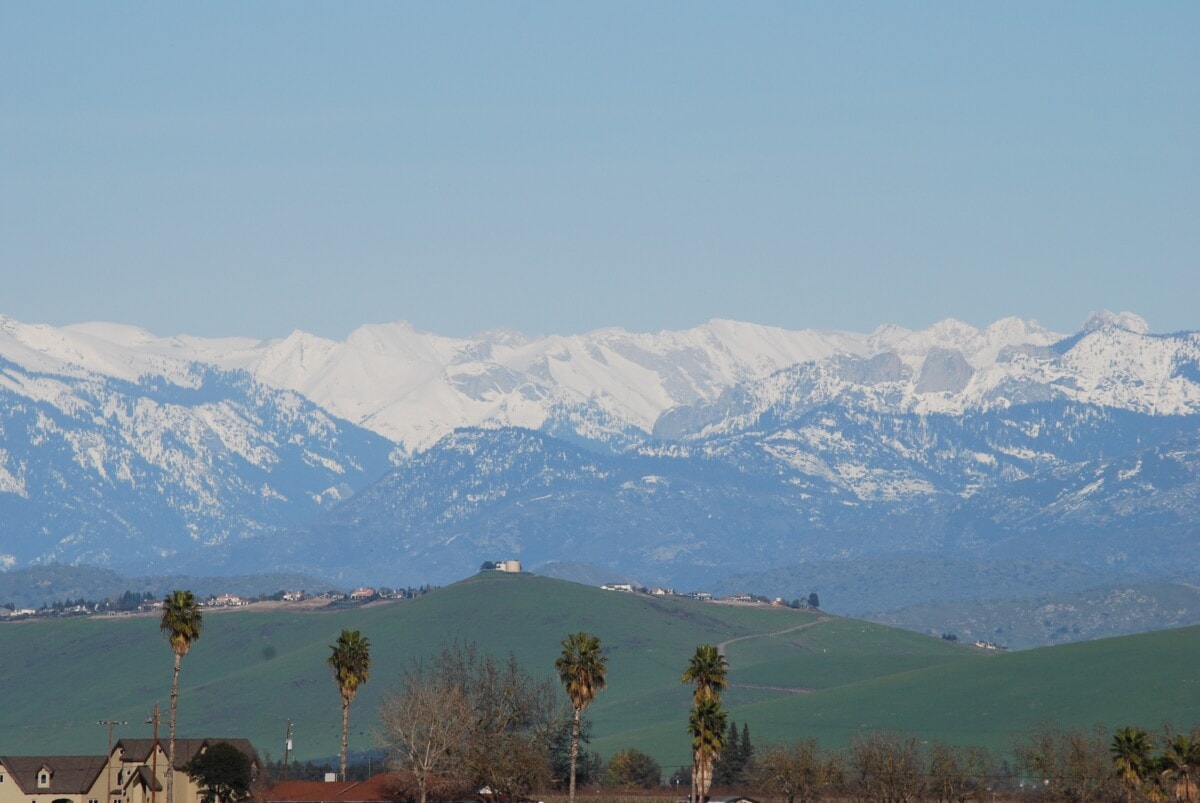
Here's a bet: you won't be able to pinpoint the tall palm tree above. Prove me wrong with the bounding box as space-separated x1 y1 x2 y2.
1111 726 1153 803
682 645 729 803
555 632 608 803
160 590 203 803
328 629 371 781
681 644 728 703
687 696 728 803
1161 730 1199 803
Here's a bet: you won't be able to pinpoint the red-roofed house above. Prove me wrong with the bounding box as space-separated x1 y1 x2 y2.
262 775 398 803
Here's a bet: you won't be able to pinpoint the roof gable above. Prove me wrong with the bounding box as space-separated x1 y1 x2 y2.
113 738 259 771
0 756 107 794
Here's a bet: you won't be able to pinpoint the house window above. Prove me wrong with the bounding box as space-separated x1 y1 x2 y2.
39 772 49 786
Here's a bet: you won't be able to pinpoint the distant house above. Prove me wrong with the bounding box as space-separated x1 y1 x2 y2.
283 591 304 602
1 608 38 618
724 593 754 603
349 588 375 600
689 591 713 601
210 595 247 607
493 560 522 573
650 587 676 596
600 583 634 593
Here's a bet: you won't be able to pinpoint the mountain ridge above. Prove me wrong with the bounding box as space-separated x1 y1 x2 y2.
3 311 1199 646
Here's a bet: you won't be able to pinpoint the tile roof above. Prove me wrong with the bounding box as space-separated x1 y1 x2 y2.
0 755 107 795
262 775 404 803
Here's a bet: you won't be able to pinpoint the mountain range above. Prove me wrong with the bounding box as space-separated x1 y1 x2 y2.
2 311 1198 643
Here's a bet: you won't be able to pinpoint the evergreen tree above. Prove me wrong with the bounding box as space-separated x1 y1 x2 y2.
712 721 741 787
740 722 753 770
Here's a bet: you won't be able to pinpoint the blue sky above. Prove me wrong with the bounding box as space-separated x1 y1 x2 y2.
2 3 1197 339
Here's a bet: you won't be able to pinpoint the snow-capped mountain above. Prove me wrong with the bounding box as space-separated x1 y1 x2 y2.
0 313 1085 452
2 316 877 451
2 310 1199 606
0 336 395 571
8 311 1193 458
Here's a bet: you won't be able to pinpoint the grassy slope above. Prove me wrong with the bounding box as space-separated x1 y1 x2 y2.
1 572 1196 773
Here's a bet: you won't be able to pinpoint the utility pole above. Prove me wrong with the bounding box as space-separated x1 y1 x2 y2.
99 719 127 803
145 704 160 803
283 721 293 781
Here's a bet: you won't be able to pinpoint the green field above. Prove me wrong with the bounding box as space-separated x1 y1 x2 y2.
1 572 1196 773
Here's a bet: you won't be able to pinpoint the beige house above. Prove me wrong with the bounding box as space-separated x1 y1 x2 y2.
111 739 258 803
0 755 108 803
0 739 257 803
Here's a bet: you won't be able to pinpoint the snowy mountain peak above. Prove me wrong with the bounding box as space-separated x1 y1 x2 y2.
1082 310 1150 335
1 312 1195 451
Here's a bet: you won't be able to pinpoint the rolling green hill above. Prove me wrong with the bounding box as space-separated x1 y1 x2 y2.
1 571 1196 774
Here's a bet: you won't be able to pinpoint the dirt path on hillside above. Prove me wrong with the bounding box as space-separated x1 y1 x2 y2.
716 616 832 695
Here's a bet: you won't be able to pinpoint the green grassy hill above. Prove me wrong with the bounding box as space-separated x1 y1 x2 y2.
2 571 1196 774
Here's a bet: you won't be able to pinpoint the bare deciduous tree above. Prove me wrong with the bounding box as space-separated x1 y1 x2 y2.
926 741 995 803
1014 722 1122 802
378 659 472 803
848 730 925 803
750 738 843 803
380 643 565 803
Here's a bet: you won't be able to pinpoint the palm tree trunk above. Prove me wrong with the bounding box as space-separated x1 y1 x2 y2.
167 651 181 803
340 696 350 781
568 707 581 803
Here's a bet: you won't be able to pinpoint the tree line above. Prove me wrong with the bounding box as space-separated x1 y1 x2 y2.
739 722 1200 803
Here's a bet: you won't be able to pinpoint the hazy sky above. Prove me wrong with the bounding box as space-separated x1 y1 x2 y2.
2 3 1197 340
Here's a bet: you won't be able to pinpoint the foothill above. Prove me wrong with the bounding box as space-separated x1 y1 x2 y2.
2 572 1197 803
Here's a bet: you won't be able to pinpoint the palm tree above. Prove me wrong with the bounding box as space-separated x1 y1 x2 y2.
688 696 728 803
1160 729 1200 802
682 645 729 803
555 632 608 803
681 644 728 703
160 590 203 803
328 629 371 781
1111 726 1153 803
